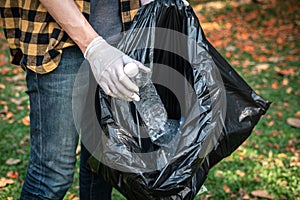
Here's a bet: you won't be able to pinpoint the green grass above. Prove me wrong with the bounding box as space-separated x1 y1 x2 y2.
0 0 299 199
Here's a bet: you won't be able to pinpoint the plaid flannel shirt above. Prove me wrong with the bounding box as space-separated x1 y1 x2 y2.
0 0 140 74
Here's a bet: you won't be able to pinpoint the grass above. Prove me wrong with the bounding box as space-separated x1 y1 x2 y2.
0 0 299 199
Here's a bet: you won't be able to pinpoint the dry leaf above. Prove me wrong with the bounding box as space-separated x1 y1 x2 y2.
255 63 269 73
282 78 289 86
236 169 245 177
274 158 284 167
268 121 274 127
251 189 274 199
0 67 10 75
268 56 284 63
243 193 251 199
0 83 5 89
277 112 283 117
6 171 19 179
278 68 296 76
21 116 30 126
286 87 293 94
67 193 79 200
0 100 7 105
271 82 278 89
223 185 231 193
5 158 21 165
287 118 300 128
278 153 288 159
0 177 14 188
215 170 224 177
295 111 300 118
290 156 300 167
3 111 13 120
10 98 24 106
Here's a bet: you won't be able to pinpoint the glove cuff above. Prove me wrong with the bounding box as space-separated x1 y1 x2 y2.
84 36 105 59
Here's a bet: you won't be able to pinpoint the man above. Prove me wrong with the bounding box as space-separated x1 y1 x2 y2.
0 0 149 199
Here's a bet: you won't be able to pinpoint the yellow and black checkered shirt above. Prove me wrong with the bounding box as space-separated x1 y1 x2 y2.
0 0 140 74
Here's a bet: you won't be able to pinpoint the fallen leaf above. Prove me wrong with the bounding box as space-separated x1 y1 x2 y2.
0 67 10 75
225 45 236 52
3 111 13 120
0 177 14 188
236 169 245 177
67 193 79 200
251 189 274 199
278 153 288 159
10 97 26 106
274 158 284 167
277 68 296 76
243 193 251 199
0 100 7 105
268 121 274 127
277 180 287 187
12 67 23 74
287 118 300 128
21 116 30 126
225 52 231 58
295 111 300 118
243 45 255 52
268 56 284 63
223 185 231 193
255 63 269 73
215 170 224 177
67 193 75 200
290 156 300 167
6 171 19 179
238 189 249 199
5 158 21 165
258 55 268 62
277 112 283 117
0 83 5 89
282 78 289 86
286 87 293 94
271 82 278 89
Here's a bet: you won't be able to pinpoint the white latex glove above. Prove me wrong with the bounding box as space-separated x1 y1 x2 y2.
84 36 150 101
140 0 189 6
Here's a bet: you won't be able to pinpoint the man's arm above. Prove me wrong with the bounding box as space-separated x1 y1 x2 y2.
39 0 97 53
39 0 145 101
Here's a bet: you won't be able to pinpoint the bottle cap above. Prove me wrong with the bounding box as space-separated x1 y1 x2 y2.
124 62 139 78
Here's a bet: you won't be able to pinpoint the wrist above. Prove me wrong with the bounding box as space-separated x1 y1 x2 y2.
74 21 99 54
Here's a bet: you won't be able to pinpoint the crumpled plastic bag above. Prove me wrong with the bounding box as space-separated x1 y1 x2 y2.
89 0 271 199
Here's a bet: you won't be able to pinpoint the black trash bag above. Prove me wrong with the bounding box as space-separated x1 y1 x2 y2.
90 0 271 199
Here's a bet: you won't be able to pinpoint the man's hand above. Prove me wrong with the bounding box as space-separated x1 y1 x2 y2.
84 36 150 101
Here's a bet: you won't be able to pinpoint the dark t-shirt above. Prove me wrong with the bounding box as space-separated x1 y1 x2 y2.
89 0 123 45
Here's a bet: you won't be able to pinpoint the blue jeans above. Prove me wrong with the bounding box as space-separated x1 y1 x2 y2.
20 46 112 199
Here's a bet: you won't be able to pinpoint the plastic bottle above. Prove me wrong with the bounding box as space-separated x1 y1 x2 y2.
124 63 168 133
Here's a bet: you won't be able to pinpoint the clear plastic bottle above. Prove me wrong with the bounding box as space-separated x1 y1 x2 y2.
124 63 168 135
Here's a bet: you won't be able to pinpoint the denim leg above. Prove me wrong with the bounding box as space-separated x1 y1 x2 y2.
80 144 112 200
21 47 83 199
